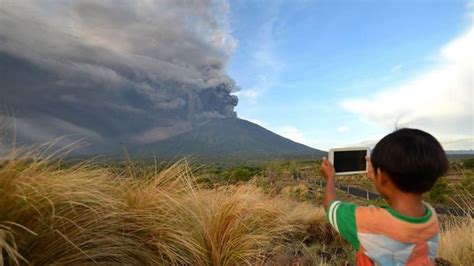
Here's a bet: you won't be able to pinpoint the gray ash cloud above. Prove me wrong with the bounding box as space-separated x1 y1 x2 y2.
0 0 239 152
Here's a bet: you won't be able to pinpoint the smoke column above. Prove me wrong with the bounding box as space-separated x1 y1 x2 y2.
0 0 239 153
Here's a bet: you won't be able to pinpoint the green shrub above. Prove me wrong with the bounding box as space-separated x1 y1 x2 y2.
428 177 451 204
462 158 474 169
227 167 254 182
458 172 474 192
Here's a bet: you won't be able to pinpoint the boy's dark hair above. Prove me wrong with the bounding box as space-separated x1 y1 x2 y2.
371 128 449 193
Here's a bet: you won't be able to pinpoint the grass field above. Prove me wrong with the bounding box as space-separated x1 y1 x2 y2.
0 148 472 265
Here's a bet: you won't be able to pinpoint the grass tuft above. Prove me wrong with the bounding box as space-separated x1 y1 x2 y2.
0 146 471 265
0 148 321 265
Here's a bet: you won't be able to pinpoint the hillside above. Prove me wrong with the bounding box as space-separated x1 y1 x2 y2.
136 118 325 161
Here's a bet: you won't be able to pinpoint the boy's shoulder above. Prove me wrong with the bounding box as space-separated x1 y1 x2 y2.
327 200 439 251
355 202 439 243
328 200 438 223
355 202 438 224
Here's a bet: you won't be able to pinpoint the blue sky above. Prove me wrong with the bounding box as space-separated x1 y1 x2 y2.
227 0 473 150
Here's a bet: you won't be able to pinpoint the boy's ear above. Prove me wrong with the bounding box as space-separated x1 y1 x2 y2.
379 170 390 185
376 168 383 178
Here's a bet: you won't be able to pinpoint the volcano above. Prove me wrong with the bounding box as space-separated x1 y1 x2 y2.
137 118 325 162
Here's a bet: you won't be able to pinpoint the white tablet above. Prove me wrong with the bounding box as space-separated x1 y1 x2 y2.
328 147 370 176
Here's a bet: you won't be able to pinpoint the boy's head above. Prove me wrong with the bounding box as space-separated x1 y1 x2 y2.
370 128 448 194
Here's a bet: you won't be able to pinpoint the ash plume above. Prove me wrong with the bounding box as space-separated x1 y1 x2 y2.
0 0 239 153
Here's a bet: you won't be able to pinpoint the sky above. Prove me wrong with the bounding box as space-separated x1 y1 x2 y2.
228 0 473 150
0 0 472 153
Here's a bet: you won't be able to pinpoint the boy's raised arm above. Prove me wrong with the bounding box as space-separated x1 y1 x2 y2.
319 158 360 251
320 157 336 210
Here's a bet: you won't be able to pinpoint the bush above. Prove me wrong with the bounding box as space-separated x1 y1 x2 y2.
428 177 451 204
227 167 254 182
265 161 286 182
462 157 474 169
458 173 474 192
220 166 262 183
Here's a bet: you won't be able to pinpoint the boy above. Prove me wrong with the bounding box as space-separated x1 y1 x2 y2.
320 128 448 265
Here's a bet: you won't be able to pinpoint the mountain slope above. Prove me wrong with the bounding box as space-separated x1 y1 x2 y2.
138 118 325 161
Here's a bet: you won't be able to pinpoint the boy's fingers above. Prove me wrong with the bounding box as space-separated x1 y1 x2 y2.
322 158 329 165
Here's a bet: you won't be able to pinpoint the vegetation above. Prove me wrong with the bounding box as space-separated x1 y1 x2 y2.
462 157 474 169
437 191 474 265
457 172 474 193
0 148 343 265
428 177 451 204
0 147 472 265
438 217 474 265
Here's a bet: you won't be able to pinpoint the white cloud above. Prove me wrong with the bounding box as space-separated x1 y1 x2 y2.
337 126 350 133
341 28 474 149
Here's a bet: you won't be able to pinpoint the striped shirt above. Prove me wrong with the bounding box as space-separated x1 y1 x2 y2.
327 200 439 265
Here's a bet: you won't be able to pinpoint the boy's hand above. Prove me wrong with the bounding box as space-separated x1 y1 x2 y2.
320 157 336 210
320 157 335 180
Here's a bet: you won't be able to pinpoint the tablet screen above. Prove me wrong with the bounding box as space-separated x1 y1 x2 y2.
333 150 367 173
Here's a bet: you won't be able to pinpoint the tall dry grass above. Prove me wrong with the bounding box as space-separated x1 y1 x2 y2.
1 146 471 265
0 147 325 265
437 190 474 265
438 218 473 265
